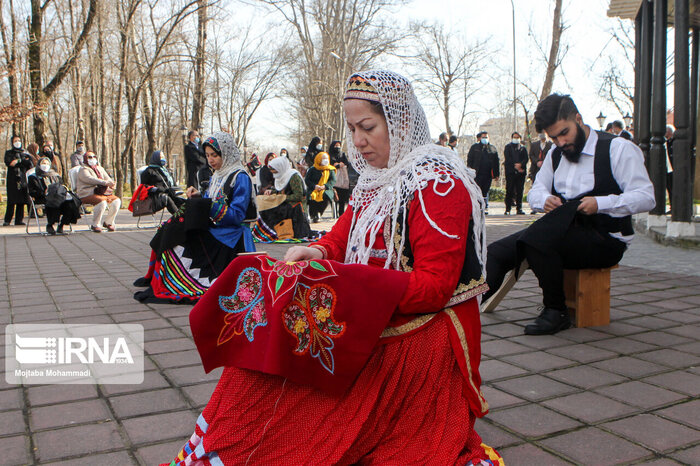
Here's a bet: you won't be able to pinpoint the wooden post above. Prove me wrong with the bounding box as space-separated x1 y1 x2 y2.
649 0 667 216
672 0 692 224
638 0 654 166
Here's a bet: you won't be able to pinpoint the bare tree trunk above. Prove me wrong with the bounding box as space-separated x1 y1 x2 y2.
540 0 563 100
191 0 207 130
29 0 97 146
0 0 20 135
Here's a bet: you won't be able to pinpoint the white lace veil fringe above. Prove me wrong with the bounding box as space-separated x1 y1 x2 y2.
342 70 486 276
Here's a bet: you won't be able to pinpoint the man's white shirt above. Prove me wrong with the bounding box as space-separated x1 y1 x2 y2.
527 125 655 243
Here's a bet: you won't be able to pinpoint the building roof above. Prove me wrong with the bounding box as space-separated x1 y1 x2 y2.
607 0 700 28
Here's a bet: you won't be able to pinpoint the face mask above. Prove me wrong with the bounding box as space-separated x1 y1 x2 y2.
194 137 200 144
40 163 51 172
43 149 52 155
316 144 323 151
320 158 329 166
481 138 489 145
281 152 287 157
77 147 85 154
512 138 521 145
539 133 546 141
87 158 97 167
12 141 21 149
160 158 167 166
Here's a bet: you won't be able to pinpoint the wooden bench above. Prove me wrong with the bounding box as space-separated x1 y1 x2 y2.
563 265 618 327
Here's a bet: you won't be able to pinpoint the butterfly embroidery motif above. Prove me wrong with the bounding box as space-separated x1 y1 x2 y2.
218 267 267 344
282 284 345 374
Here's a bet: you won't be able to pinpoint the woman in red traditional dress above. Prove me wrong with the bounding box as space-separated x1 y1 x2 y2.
164 70 502 465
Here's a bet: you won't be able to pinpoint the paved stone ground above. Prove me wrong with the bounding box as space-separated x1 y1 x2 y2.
1 205 699 465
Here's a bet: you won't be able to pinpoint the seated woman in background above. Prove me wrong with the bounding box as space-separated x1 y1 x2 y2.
27 156 81 235
256 152 277 194
305 151 336 222
41 140 63 174
133 131 256 304
76 151 121 233
253 155 311 241
140 150 183 214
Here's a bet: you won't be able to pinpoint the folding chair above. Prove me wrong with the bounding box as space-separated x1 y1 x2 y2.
68 166 89 227
134 166 166 229
25 169 73 235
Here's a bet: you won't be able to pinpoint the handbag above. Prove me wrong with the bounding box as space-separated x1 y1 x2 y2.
45 183 68 208
132 196 155 216
273 218 294 240
335 165 350 189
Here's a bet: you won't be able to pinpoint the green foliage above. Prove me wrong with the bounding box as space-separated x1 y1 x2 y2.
488 187 505 201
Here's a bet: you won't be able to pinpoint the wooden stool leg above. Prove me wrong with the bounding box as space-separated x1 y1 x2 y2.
575 269 612 327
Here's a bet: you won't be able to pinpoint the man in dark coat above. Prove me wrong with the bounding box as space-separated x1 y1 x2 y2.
467 131 499 214
184 130 205 188
528 132 552 182
611 120 632 140
503 132 529 215
4 135 33 226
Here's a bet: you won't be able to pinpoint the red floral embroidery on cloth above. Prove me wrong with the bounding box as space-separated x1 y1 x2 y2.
218 267 266 344
259 256 338 305
283 284 345 374
189 255 409 393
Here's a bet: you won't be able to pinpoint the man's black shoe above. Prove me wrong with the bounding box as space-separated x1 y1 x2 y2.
516 210 525 215
46 224 56 235
504 210 510 215
524 307 572 335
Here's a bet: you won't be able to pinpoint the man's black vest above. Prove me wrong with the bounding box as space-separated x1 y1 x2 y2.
550 130 634 236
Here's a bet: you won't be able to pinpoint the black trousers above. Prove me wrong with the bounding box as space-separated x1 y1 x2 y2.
4 203 26 224
308 194 331 218
486 224 626 310
505 173 526 212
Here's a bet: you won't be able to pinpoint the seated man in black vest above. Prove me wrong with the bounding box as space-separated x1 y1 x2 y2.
483 94 655 335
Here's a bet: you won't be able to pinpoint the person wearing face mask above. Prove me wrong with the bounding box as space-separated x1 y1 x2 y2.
503 132 529 215
27 157 81 234
76 151 121 232
482 94 655 335
70 140 86 168
467 131 499 214
185 130 206 189
279 148 289 159
328 140 354 215
41 140 63 175
140 150 184 215
304 136 324 167
304 151 336 222
3 135 33 226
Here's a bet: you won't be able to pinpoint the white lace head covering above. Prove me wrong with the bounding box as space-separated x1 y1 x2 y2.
268 156 300 192
343 70 486 274
203 131 243 198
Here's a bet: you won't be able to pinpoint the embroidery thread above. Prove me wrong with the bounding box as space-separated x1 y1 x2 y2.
218 267 267 344
282 284 345 373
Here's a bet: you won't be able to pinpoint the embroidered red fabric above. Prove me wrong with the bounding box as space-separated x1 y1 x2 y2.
189 254 410 394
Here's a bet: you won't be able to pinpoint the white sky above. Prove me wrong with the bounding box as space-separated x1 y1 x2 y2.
227 0 640 149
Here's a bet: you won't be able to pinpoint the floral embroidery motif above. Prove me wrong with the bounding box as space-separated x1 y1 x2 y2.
218 267 266 344
282 284 345 374
258 256 338 305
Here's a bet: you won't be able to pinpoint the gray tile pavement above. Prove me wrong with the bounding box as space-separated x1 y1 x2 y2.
0 208 698 465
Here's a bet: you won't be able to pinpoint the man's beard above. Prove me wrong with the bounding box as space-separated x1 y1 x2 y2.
561 124 587 163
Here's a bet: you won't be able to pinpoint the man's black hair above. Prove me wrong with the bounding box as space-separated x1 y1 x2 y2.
612 120 624 130
534 93 579 133
11 134 20 141
187 130 197 139
449 135 458 143
605 122 614 132
511 131 521 138
439 132 448 140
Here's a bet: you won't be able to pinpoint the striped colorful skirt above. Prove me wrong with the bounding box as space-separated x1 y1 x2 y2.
134 230 244 304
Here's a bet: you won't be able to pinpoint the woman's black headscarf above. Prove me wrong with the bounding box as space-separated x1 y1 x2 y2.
304 136 322 167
